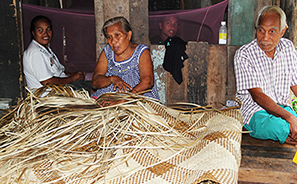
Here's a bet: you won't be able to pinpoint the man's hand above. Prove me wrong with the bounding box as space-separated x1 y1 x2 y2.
286 115 297 143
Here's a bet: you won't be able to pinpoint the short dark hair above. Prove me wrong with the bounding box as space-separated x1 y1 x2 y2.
159 15 179 24
102 16 133 42
30 15 52 40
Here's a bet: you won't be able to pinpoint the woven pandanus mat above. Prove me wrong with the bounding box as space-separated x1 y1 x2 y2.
0 85 242 184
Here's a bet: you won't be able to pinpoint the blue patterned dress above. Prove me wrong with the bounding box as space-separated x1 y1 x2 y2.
91 44 159 100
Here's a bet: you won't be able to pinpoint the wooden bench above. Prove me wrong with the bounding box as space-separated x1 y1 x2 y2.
239 133 297 183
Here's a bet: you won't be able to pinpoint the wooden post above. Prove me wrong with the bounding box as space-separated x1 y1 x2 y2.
94 0 149 59
186 42 209 106
206 45 227 109
129 0 149 46
201 0 211 8
280 0 297 47
180 0 185 9
0 0 24 104
228 0 256 46
226 46 241 101
94 0 130 59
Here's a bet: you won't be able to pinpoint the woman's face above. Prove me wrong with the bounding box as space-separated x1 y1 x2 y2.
106 22 132 56
32 19 52 47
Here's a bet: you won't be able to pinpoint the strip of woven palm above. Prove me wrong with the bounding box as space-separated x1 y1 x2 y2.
0 84 242 184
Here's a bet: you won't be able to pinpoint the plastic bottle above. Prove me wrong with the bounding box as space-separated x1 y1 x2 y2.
219 21 227 44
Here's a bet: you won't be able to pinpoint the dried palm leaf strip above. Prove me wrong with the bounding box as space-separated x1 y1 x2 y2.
0 85 242 184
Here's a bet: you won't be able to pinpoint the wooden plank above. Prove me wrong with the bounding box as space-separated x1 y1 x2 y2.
186 41 209 106
166 55 188 105
239 133 297 183
0 1 23 104
238 168 297 183
241 155 297 172
241 145 296 159
129 0 150 46
206 45 227 109
241 133 296 148
226 45 240 101
150 45 167 104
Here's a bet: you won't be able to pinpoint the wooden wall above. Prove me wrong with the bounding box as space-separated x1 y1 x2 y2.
0 0 296 106
151 43 239 109
151 0 297 109
0 0 23 105
149 0 225 11
229 0 297 46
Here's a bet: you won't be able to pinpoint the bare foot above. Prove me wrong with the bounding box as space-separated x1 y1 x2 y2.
285 136 297 147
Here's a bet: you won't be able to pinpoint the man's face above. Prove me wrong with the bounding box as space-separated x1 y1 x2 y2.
159 16 179 41
256 12 286 57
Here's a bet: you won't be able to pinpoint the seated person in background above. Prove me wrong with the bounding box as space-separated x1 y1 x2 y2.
91 16 159 106
151 15 187 85
234 5 297 146
150 15 179 44
23 15 91 94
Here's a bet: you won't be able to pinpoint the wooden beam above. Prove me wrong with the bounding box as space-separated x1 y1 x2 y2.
206 45 227 109
180 0 184 10
226 45 240 101
280 0 297 47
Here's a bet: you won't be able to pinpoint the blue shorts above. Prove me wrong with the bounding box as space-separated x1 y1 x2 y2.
244 105 295 144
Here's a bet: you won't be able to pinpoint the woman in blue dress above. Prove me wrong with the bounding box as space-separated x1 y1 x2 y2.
91 16 159 106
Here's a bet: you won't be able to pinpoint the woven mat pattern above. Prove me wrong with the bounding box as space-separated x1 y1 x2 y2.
103 102 242 184
0 87 242 184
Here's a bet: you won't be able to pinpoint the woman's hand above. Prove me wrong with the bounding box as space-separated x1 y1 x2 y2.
70 71 85 82
111 76 132 92
100 99 126 107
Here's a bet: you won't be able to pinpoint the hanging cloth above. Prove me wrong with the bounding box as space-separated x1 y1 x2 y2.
163 37 188 85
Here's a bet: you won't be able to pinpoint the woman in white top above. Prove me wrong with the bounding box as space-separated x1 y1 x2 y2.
23 15 89 92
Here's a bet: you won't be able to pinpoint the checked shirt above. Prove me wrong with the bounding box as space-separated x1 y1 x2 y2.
234 38 297 125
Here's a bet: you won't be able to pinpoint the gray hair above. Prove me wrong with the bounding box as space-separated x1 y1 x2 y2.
102 16 133 42
255 5 287 31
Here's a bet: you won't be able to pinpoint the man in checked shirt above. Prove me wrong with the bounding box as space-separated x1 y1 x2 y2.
234 5 297 146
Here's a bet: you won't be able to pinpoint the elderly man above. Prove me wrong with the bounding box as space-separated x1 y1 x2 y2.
234 5 297 146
